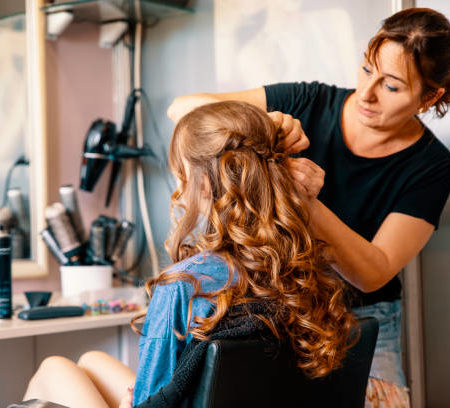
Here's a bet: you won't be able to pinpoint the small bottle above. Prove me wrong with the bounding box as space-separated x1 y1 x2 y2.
0 228 12 319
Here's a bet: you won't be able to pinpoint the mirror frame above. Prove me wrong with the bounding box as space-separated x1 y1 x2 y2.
13 0 48 279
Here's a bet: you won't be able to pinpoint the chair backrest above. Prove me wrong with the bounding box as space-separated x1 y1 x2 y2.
189 317 379 408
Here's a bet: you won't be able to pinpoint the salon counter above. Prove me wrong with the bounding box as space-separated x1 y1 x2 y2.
0 310 141 340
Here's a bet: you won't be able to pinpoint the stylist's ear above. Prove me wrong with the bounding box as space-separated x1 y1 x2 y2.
419 87 445 113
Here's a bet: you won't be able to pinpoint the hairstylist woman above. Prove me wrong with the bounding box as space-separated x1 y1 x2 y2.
167 8 450 406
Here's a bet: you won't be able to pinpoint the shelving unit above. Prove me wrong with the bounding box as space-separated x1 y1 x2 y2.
41 0 193 24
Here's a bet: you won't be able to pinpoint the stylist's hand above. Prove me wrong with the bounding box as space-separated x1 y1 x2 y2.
119 386 134 408
287 158 325 200
267 111 310 154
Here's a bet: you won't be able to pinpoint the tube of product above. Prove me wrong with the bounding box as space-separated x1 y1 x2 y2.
40 228 70 265
59 185 86 242
0 229 12 319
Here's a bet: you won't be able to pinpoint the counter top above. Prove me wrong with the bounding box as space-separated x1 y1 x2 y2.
0 311 144 340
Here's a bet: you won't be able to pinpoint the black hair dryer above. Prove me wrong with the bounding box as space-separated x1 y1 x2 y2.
80 90 155 207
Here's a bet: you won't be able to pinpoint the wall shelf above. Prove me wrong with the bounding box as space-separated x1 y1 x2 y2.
0 12 25 23
41 0 193 25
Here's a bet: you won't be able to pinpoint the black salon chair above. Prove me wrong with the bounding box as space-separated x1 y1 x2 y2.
12 318 378 408
188 317 379 408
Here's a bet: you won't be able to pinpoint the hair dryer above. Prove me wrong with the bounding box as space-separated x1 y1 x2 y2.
80 89 155 206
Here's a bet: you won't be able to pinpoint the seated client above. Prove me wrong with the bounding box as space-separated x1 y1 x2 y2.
23 101 356 408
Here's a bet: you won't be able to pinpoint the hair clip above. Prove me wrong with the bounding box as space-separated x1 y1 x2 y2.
267 152 285 163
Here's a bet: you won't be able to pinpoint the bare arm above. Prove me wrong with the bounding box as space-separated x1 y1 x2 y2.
308 199 434 292
287 157 435 292
167 88 267 122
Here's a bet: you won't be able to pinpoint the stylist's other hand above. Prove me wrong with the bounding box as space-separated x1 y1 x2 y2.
267 111 310 154
119 386 134 408
287 158 325 200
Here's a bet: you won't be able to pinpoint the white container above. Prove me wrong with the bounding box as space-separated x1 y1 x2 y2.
60 265 113 298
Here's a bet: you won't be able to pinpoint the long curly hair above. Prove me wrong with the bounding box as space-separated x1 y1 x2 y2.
132 101 356 378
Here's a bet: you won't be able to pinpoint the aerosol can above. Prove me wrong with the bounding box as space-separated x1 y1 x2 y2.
0 228 12 319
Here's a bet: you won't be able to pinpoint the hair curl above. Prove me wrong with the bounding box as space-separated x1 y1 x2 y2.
132 101 356 378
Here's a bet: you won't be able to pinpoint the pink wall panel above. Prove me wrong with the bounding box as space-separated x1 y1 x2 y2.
14 22 117 294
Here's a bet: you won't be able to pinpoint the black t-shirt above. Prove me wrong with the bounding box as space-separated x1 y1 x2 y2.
264 81 450 306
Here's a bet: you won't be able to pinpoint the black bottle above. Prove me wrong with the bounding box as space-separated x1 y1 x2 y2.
0 228 12 319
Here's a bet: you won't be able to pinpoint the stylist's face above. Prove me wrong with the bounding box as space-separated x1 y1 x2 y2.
355 40 423 131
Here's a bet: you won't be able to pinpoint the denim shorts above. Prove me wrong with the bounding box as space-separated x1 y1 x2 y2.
352 300 406 387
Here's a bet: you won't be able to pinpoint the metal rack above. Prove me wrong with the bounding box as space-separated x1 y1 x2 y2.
41 0 193 25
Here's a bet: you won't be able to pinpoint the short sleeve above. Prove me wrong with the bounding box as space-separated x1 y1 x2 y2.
392 160 450 229
264 81 321 118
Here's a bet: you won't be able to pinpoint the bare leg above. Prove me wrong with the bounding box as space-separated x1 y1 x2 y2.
77 350 136 408
23 356 109 408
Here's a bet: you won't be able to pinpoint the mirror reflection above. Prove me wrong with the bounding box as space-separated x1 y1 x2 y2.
0 5 31 260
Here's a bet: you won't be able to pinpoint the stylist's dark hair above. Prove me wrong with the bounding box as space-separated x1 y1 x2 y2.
368 8 450 117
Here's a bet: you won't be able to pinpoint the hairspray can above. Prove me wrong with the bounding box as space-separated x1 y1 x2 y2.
0 229 12 319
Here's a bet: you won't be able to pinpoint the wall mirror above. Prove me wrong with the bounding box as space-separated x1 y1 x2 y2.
0 0 49 278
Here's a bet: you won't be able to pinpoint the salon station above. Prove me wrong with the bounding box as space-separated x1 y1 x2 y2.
0 1 449 408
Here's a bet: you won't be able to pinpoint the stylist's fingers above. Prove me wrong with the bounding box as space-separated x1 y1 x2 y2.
289 170 323 199
267 111 290 132
267 111 309 154
291 158 325 178
287 158 325 199
287 118 310 153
